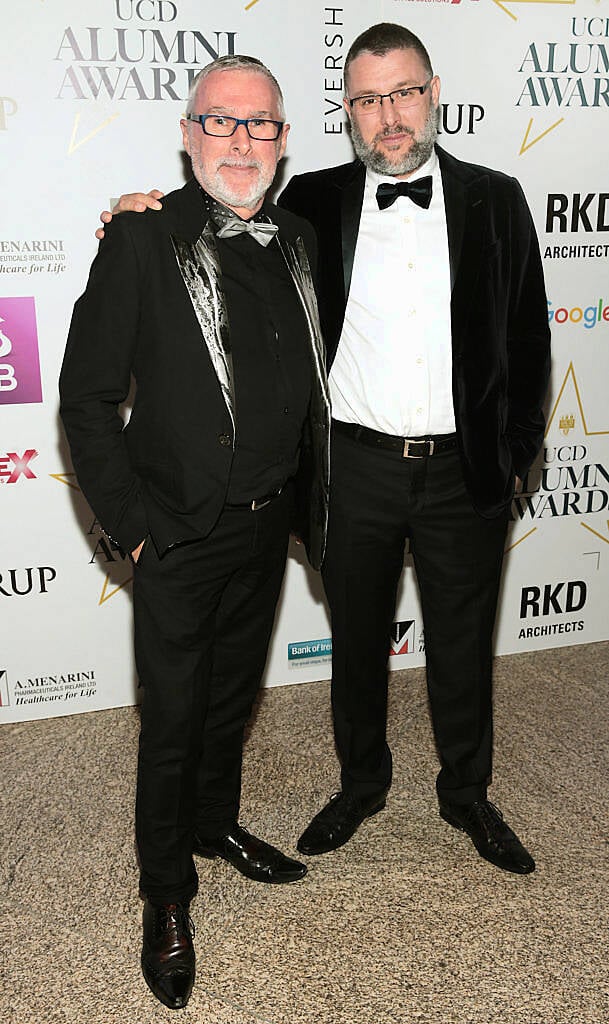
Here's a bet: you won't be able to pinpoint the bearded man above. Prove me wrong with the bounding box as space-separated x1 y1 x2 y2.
278 23 550 872
61 55 329 1010
97 23 550 881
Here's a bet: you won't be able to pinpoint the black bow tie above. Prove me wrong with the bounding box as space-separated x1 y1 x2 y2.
376 176 433 211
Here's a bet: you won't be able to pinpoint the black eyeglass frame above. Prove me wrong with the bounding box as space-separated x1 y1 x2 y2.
185 113 284 140
348 79 433 111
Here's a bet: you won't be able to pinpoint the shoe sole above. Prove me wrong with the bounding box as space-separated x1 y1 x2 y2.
297 798 387 856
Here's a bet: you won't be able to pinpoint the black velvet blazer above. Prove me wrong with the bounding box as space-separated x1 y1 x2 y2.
279 145 551 518
60 178 330 564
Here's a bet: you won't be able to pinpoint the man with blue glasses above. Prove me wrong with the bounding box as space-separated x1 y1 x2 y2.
61 54 329 1010
99 20 550 890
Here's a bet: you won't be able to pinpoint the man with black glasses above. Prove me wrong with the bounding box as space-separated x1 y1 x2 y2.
280 23 549 874
98 23 550 883
61 55 329 1011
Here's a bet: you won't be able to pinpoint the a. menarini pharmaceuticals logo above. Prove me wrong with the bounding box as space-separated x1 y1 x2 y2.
10 670 97 708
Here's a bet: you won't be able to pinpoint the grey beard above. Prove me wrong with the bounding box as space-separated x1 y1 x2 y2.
192 156 273 211
350 105 439 176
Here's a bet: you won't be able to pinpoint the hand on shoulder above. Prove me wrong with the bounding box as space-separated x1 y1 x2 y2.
95 189 164 241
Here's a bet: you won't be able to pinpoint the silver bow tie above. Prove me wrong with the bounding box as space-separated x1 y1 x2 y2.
216 219 279 247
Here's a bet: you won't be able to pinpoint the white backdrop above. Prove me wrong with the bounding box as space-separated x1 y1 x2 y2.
1 0 607 722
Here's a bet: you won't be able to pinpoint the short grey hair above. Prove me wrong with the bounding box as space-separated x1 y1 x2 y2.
185 54 285 121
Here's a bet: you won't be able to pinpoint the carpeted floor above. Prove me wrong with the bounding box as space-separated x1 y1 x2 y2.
1 641 607 1024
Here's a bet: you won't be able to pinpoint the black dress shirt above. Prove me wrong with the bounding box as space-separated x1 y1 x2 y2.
204 195 312 503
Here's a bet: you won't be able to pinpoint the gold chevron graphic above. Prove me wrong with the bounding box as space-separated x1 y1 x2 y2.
492 0 575 22
505 526 538 553
245 0 261 9
68 112 120 155
519 117 564 155
50 472 80 490
581 522 609 547
99 573 133 606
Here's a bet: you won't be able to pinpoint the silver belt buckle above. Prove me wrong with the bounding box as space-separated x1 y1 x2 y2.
402 438 433 459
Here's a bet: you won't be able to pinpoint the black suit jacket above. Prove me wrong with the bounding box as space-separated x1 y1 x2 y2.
60 178 329 564
279 145 551 518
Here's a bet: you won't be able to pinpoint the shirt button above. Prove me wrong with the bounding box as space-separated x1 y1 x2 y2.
408 262 415 270
218 433 231 446
416 407 423 416
283 406 289 414
416 357 423 366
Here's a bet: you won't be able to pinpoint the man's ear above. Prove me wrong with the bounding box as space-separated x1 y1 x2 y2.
180 119 191 156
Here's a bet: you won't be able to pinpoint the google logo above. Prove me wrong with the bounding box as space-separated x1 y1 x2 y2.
547 299 609 330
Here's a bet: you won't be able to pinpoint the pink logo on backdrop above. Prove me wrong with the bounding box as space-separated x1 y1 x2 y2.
0 297 43 405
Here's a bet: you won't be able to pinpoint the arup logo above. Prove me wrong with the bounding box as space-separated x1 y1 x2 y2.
0 670 10 707
0 298 43 405
0 567 57 597
389 620 415 656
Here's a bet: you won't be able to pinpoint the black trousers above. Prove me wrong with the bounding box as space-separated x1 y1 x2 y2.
132 490 290 905
322 426 510 805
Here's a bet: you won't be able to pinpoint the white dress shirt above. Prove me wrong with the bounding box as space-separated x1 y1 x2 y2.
329 151 456 437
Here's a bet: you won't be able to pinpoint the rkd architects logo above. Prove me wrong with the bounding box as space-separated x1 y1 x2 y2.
0 297 43 405
518 578 586 640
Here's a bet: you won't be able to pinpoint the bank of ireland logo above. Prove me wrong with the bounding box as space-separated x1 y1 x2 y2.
0 297 43 405
0 670 10 707
390 620 415 656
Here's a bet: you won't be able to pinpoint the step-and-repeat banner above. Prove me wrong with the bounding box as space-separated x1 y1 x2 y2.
1 0 607 722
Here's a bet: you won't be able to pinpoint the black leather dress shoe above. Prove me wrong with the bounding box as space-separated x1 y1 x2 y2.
439 799 535 874
193 824 307 884
297 790 388 856
141 900 195 1010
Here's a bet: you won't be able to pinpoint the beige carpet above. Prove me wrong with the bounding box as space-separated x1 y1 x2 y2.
1 642 608 1024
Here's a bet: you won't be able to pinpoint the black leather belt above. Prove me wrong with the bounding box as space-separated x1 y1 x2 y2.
225 487 283 511
333 420 458 459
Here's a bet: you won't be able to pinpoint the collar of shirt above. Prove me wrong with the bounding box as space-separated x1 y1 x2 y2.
199 187 272 233
365 149 439 210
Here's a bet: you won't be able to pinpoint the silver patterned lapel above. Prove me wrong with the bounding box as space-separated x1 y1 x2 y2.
276 235 331 412
171 223 235 438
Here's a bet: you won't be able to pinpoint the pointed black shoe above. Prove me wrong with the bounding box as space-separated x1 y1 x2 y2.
193 824 307 884
297 790 388 856
439 799 535 874
141 900 195 1010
